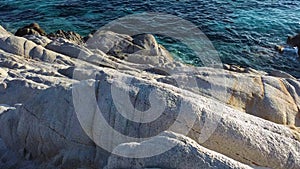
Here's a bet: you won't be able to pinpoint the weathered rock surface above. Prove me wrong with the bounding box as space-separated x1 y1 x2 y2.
86 31 173 64
158 66 300 128
47 30 85 45
0 25 300 169
23 34 52 47
105 132 252 169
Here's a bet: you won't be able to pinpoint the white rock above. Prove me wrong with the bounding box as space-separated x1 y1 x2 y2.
105 132 252 169
0 26 299 169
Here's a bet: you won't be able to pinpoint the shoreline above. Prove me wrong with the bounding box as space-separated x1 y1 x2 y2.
0 23 300 169
2 0 300 80
10 22 300 80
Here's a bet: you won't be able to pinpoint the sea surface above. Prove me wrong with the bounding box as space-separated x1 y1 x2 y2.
1 0 300 77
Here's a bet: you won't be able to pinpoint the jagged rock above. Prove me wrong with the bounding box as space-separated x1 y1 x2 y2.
47 30 84 45
15 23 46 37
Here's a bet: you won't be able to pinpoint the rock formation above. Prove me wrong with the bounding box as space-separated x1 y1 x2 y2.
287 33 300 56
47 30 84 45
15 23 46 37
0 24 300 169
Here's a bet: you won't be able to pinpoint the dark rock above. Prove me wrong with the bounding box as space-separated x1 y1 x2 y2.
15 23 46 37
58 67 75 78
47 30 84 45
144 68 171 76
287 34 300 55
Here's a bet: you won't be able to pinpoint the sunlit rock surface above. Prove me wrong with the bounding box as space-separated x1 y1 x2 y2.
0 25 300 169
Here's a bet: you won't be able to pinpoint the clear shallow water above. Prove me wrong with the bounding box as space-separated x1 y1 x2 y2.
1 0 300 77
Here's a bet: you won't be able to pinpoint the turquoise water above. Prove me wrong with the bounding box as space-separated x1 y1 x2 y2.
1 0 300 77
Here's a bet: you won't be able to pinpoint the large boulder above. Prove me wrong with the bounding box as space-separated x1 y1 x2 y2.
86 30 143 59
86 31 173 65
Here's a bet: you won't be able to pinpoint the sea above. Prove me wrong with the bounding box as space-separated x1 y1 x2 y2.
1 0 300 77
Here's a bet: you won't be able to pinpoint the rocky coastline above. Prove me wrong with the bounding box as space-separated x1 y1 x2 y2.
0 23 300 169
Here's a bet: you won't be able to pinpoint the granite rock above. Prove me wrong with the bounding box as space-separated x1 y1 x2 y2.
0 26 299 169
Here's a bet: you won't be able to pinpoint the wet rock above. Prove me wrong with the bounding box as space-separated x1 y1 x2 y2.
287 34 300 55
15 23 46 37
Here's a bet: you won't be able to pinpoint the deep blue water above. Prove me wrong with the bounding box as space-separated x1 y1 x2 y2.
1 0 300 77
